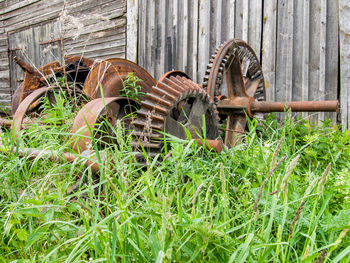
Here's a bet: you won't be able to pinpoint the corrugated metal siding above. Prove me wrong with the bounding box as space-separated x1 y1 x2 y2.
136 0 342 127
0 0 127 107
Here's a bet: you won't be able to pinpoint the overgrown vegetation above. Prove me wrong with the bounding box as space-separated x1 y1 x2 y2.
121 72 145 102
0 93 349 262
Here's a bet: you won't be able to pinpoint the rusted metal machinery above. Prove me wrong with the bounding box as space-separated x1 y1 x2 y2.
0 39 339 168
202 39 338 147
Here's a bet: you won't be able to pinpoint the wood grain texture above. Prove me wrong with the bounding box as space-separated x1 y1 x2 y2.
340 0 350 130
0 0 127 107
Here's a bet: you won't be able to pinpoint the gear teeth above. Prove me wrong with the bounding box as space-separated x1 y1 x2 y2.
133 77 221 157
151 86 177 102
157 81 182 97
146 93 173 107
137 109 165 122
141 100 168 115
132 130 163 139
133 118 163 130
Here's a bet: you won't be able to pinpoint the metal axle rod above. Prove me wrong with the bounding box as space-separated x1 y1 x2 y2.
250 100 339 113
217 99 339 117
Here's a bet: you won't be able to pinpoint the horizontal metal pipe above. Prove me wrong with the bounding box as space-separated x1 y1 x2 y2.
250 100 339 113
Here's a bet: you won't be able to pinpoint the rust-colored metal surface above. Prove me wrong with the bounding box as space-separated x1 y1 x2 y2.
194 139 223 153
13 86 53 135
203 39 266 147
203 39 339 148
12 56 95 114
72 97 139 153
83 58 156 99
132 76 220 156
250 100 339 113
158 71 191 83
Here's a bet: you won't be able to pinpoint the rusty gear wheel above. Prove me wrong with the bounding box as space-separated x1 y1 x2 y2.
132 75 220 156
203 39 265 102
202 39 266 147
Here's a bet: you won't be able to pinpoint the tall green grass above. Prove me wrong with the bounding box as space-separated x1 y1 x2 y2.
0 95 349 262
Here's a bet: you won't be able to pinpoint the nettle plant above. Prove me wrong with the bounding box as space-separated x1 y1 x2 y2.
121 72 145 101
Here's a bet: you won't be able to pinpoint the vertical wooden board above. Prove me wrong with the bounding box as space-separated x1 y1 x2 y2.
234 0 243 39
126 0 138 63
275 0 294 104
301 0 310 119
227 0 236 40
325 0 339 122
339 0 350 129
208 0 216 56
191 0 198 82
262 0 277 102
292 0 303 102
172 0 178 71
138 0 146 70
248 0 262 54
176 0 184 72
155 0 166 79
309 0 322 122
182 0 189 73
215 0 222 47
242 0 248 42
150 0 157 78
318 0 327 121
198 0 210 82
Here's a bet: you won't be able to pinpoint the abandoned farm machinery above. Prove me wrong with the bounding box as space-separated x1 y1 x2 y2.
0 39 339 170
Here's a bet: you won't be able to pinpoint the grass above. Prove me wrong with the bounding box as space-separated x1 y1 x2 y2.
0 93 349 262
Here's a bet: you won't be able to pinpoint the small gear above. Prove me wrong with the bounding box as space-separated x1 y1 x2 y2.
132 75 220 156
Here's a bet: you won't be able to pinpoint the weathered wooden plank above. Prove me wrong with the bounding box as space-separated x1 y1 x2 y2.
309 0 323 122
262 0 277 102
172 0 178 73
0 0 40 15
339 0 350 129
182 0 189 73
198 0 210 82
164 0 173 73
227 0 236 40
137 0 146 69
325 0 339 122
248 0 262 53
318 0 327 121
292 0 304 102
191 0 198 81
275 0 294 104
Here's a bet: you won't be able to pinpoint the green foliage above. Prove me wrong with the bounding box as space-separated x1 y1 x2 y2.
0 109 349 262
121 72 145 101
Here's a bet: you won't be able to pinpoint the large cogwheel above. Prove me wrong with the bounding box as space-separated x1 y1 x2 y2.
132 75 220 156
203 39 266 103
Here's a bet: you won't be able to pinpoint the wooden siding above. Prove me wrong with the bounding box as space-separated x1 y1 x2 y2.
133 0 343 127
340 0 350 130
0 0 127 107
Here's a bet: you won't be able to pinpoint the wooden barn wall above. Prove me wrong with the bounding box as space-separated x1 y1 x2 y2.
0 0 127 107
132 0 344 127
340 0 350 130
